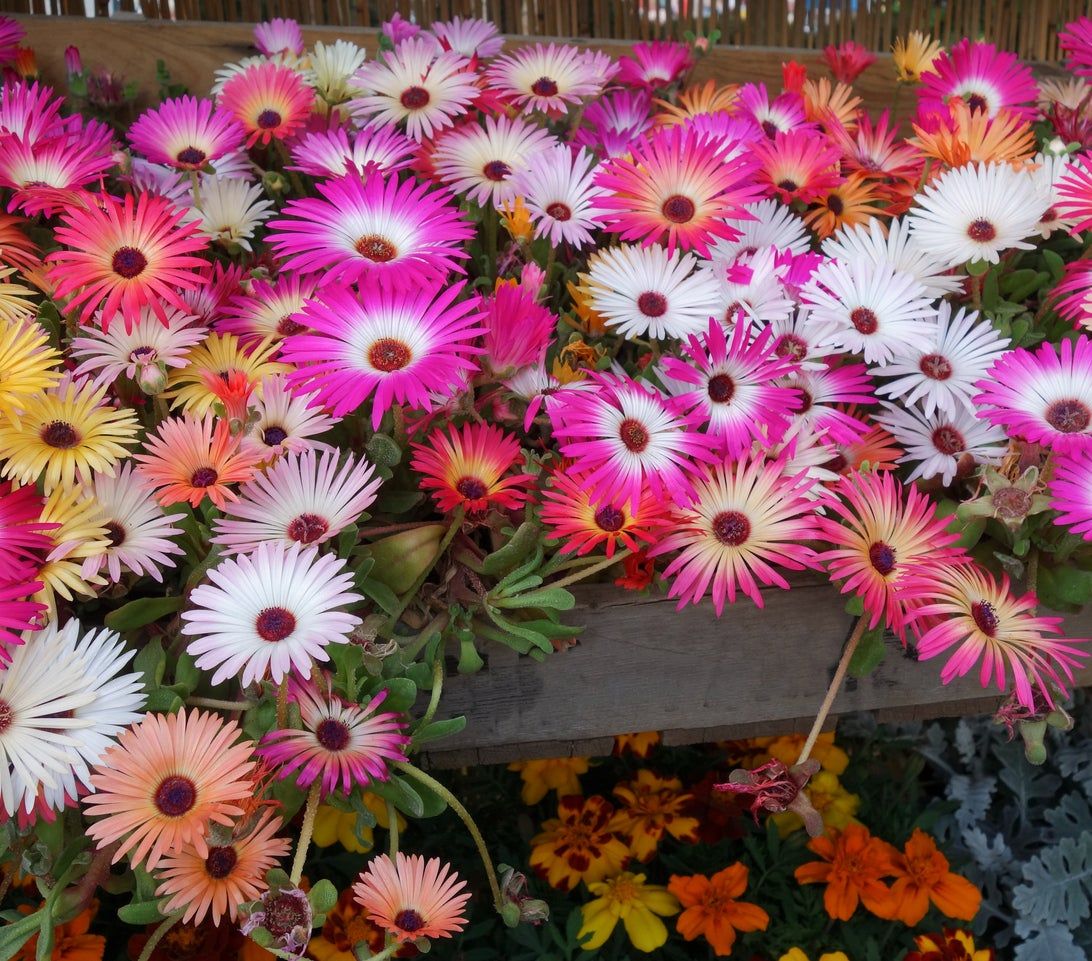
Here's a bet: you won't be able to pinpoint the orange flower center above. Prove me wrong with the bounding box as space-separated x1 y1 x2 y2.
367 337 411 371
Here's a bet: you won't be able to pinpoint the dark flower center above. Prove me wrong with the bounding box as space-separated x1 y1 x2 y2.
190 466 219 488
315 717 351 751
40 420 81 449
1045 398 1091 434
619 417 650 453
661 194 696 224
154 775 197 817
455 476 488 500
257 109 282 129
971 599 999 636
1040 206 1058 224
777 178 799 193
967 218 996 242
276 315 307 336
637 291 667 317
204 846 238 879
105 521 126 547
992 486 1032 519
594 505 625 532
400 86 430 109
795 387 813 413
531 76 558 97
368 337 412 371
964 92 989 113
850 307 878 334
264 891 310 937
546 201 572 221
774 334 808 361
176 146 207 166
112 246 148 279
706 373 735 404
0 700 13 735
262 425 288 446
826 193 845 215
919 353 953 380
356 234 398 263
255 606 297 642
932 424 965 455
483 160 511 181
760 120 778 139
287 512 330 544
868 541 897 576
712 510 750 546
394 909 426 933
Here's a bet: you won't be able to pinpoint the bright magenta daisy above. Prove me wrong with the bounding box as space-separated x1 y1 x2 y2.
917 39 1039 121
662 319 802 456
267 173 473 289
217 273 318 343
0 479 54 571
549 372 716 512
288 124 416 179
652 456 823 613
352 852 471 944
910 565 1089 709
1060 16 1092 79
218 61 314 147
1050 447 1092 540
1055 159 1092 234
595 125 761 256
47 192 208 332
411 422 533 516
128 96 244 170
282 281 483 426
0 133 115 217
258 679 409 796
480 281 557 374
781 363 876 445
817 469 965 636
0 575 45 661
755 129 843 205
0 81 64 143
616 40 693 89
974 336 1092 453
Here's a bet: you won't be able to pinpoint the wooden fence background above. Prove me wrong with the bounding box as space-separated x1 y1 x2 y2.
3 0 1089 58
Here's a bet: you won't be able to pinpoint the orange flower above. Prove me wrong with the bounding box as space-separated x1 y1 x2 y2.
613 732 661 758
881 829 981 926
912 102 1035 169
655 80 740 125
16 901 105 961
804 175 887 239
669 864 769 957
803 77 861 133
530 795 630 891
794 823 897 921
610 770 700 861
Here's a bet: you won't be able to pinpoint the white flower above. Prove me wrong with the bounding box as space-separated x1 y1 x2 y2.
803 258 938 364
510 144 607 248
704 245 797 329
427 16 505 59
872 301 1011 416
766 307 841 371
713 198 812 261
1027 151 1079 238
308 40 367 104
243 374 337 461
875 402 1008 485
582 243 721 340
181 540 363 686
184 176 273 251
907 162 1049 267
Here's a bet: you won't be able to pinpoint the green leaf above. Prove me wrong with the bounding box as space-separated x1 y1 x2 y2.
377 677 417 713
354 574 402 617
494 587 575 611
308 879 338 914
33 915 53 961
1043 248 1066 283
413 716 467 744
365 432 402 468
133 638 167 689
1037 565 1092 610
104 595 183 632
173 651 200 694
370 775 424 818
143 688 183 713
1012 831 1092 927
457 636 485 673
843 595 865 616
965 258 990 276
118 900 166 925
483 521 542 576
848 625 887 678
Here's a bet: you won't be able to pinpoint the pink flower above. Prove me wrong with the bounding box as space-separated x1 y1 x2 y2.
218 61 314 147
253 17 304 57
1049 446 1092 540
128 96 244 171
822 41 877 84
616 41 693 89
917 39 1039 121
755 129 843 205
480 282 557 373
1060 16 1092 79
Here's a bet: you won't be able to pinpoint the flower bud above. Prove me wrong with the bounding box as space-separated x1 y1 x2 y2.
362 524 445 594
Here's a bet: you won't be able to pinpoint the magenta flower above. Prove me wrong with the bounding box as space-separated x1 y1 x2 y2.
917 39 1039 121
128 96 244 171
480 282 558 373
615 41 693 89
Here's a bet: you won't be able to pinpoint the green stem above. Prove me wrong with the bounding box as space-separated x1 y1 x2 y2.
547 549 632 592
188 169 201 208
137 911 183 961
384 507 464 629
1027 547 1040 605
290 780 322 886
796 616 868 765
398 613 448 662
412 654 445 746
353 943 400 961
386 800 400 859
394 761 503 910
483 204 498 279
187 696 256 711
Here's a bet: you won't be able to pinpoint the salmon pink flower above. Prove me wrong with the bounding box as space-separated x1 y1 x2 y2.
218 61 313 147
353 852 471 943
540 471 666 558
755 129 842 205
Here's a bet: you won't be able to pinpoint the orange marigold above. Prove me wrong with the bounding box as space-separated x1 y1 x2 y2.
16 901 105 961
794 823 897 921
669 863 769 957
530 795 630 891
880 829 981 926
610 770 700 861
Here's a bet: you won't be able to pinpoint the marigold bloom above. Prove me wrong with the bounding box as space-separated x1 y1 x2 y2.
878 828 980 926
669 864 769 957
794 823 897 921
218 61 314 146
579 872 679 953
780 951 851 961
531 795 630 891
48 192 208 332
906 929 995 961
757 731 848 774
610 770 699 862
13 900 105 961
508 757 590 805
84 709 257 871
352 852 470 943
613 732 661 758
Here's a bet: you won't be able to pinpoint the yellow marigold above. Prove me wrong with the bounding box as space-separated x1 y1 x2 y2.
906 929 994 961
893 31 944 84
509 756 590 805
578 871 680 952
779 950 850 961
312 794 405 854
610 770 700 862
501 196 534 242
773 770 860 836
165 333 288 416
756 732 849 775
15 900 105 961
613 731 661 758
531 795 630 891
655 79 740 125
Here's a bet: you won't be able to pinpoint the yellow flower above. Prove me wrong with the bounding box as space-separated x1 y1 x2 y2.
773 770 860 836
779 950 850 961
0 317 61 425
312 794 405 853
501 196 534 242
757 732 849 775
165 333 288 416
0 378 139 493
0 267 35 324
565 278 607 336
509 757 589 805
613 732 661 758
579 872 680 953
530 796 630 891
909 929 992 961
892 31 944 84
610 770 700 862
33 484 109 614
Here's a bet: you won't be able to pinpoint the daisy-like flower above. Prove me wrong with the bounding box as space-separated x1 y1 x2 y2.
0 81 63 142
183 176 274 251
254 17 304 57
433 114 556 209
428 16 504 58
181 541 363 686
0 317 61 422
596 125 761 257
540 471 666 558
212 448 379 554
48 192 208 332
70 307 206 393
834 110 922 182
487 42 612 114
218 61 314 147
817 469 964 634
1051 447 1092 540
705 245 797 329
242 374 336 461
907 161 1048 267
781 363 876 444
0 133 114 217
872 301 1009 416
80 463 185 584
267 173 472 289
135 413 262 509
165 332 287 416
803 258 937 365
804 175 886 240
282 281 483 426
713 199 812 261
352 853 471 944
0 267 34 327
823 40 877 84
576 89 653 157
580 243 721 340
288 124 416 179
83 709 257 870
217 275 314 346
912 101 1036 169
892 31 944 83
822 217 964 299
30 484 109 613
652 456 824 613
549 372 715 511
662 320 802 455
1030 151 1079 237
410 422 533 516
1053 260 1092 330
258 681 408 795
1061 16 1092 79
0 377 139 493
617 40 693 89
155 809 290 926
0 480 52 576
737 83 807 138
975 336 1092 453
918 39 1039 120
510 144 605 248
307 40 367 105
480 281 557 373
910 565 1088 709
754 129 842 205
350 38 478 141
875 403 1008 485
128 96 245 171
